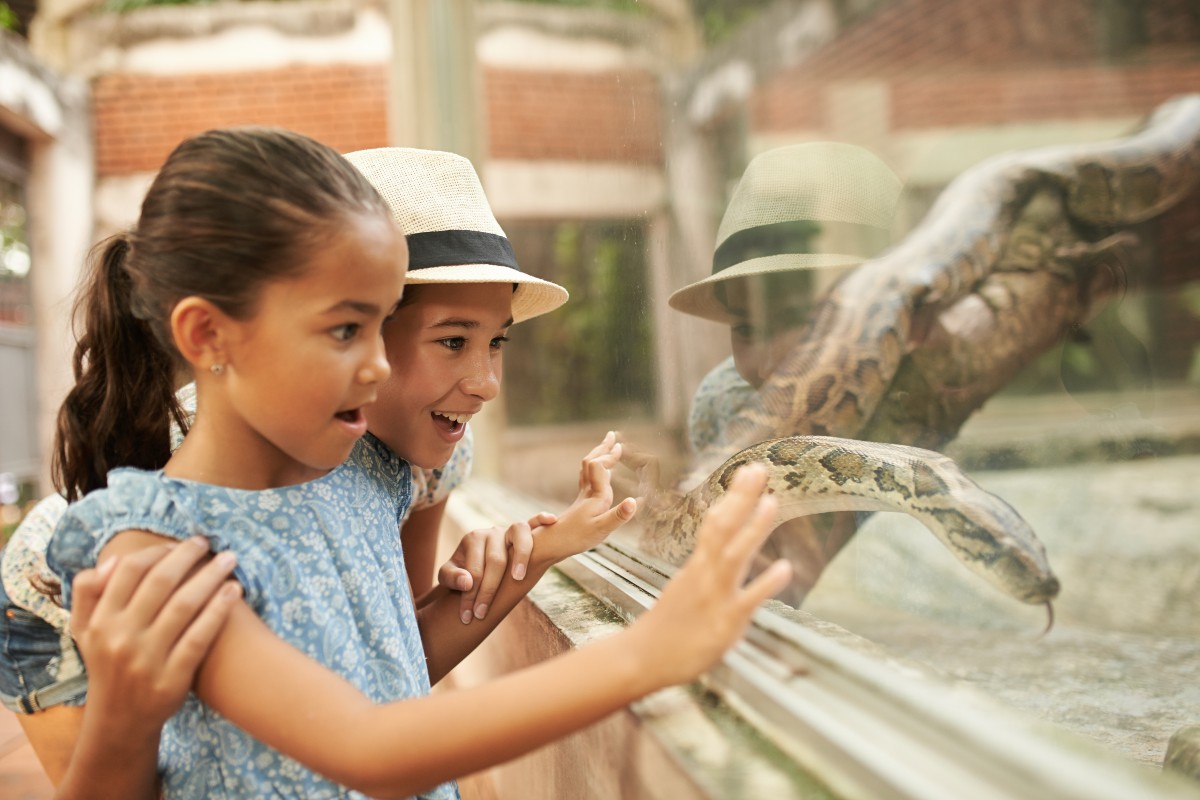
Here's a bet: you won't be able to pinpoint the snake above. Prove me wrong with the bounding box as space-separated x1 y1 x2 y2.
636 94 1200 616
638 436 1060 613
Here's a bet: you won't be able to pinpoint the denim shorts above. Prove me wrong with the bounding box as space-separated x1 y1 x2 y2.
0 572 87 714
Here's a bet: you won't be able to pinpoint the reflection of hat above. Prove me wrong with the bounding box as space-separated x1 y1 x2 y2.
669 142 902 324
344 147 569 323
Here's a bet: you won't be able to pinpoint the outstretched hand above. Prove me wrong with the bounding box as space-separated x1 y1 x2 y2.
533 431 638 566
627 463 793 688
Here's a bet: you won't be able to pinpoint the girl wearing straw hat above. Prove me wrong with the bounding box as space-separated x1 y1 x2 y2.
345 146 578 622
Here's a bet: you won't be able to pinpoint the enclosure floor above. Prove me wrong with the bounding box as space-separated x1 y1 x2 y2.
804 450 1200 774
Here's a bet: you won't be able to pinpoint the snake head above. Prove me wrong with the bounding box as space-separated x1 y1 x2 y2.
944 487 1061 606
985 548 1061 605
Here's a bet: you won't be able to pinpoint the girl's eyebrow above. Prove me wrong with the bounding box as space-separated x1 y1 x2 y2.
430 316 514 330
327 300 384 315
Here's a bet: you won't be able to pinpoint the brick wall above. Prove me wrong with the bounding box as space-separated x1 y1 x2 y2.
806 0 1094 79
93 64 390 176
484 68 662 163
752 0 1200 133
93 64 663 177
890 62 1200 129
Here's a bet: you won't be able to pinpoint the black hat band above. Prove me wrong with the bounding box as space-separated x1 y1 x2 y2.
406 229 519 271
712 219 889 274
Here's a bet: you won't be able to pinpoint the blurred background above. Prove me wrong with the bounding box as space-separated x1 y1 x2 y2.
2 0 1199 789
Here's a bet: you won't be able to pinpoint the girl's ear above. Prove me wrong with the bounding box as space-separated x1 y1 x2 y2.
171 297 233 372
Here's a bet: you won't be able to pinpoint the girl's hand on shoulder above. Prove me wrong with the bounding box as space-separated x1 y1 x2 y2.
627 464 792 688
533 432 637 566
437 514 549 625
70 536 242 731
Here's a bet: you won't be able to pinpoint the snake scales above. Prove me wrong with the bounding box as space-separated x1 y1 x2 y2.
638 95 1200 613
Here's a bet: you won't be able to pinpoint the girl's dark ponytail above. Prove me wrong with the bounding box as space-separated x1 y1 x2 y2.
51 234 185 501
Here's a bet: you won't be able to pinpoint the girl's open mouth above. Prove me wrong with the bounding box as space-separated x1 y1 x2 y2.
335 408 362 423
433 411 471 434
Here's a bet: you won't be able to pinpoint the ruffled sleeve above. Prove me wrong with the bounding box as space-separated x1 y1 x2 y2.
47 469 255 611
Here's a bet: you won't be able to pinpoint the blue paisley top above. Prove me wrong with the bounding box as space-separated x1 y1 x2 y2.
48 434 459 800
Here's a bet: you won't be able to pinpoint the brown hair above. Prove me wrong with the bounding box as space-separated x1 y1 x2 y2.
52 127 392 501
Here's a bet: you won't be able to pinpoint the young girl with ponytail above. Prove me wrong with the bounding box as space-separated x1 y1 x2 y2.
39 126 790 799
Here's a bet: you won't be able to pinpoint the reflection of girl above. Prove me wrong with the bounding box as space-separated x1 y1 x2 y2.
670 142 902 597
671 142 903 455
41 129 792 798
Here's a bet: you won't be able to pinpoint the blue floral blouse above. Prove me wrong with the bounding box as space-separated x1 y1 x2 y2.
48 434 460 800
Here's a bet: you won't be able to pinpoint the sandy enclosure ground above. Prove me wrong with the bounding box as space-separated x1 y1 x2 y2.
802 454 1200 770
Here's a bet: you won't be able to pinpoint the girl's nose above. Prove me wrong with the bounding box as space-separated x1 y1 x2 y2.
460 356 500 401
358 335 391 385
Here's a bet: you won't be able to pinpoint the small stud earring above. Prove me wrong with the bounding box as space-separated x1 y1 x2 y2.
210 363 225 375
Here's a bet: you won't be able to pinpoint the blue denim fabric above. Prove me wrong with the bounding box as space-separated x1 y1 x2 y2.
0 572 86 714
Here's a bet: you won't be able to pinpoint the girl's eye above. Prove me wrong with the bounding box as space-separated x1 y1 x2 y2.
332 323 360 342
438 337 466 352
490 335 510 350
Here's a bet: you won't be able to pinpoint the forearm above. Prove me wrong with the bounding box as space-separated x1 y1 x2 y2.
340 626 659 798
418 517 615 681
417 556 552 683
55 712 161 800
401 502 445 600
204 600 663 799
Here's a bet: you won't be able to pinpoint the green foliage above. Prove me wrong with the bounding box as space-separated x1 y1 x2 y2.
102 0 216 12
511 0 644 12
507 0 775 44
1 513 20 546
0 484 35 548
504 220 656 426
0 2 19 31
692 0 776 44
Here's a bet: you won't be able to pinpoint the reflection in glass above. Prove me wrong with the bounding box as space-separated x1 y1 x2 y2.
497 1 1199 779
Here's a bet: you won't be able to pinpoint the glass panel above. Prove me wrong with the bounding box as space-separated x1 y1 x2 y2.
494 0 1200 779
503 219 656 425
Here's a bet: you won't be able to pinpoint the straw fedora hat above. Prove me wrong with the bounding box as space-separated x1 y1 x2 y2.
344 147 568 323
668 142 902 324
